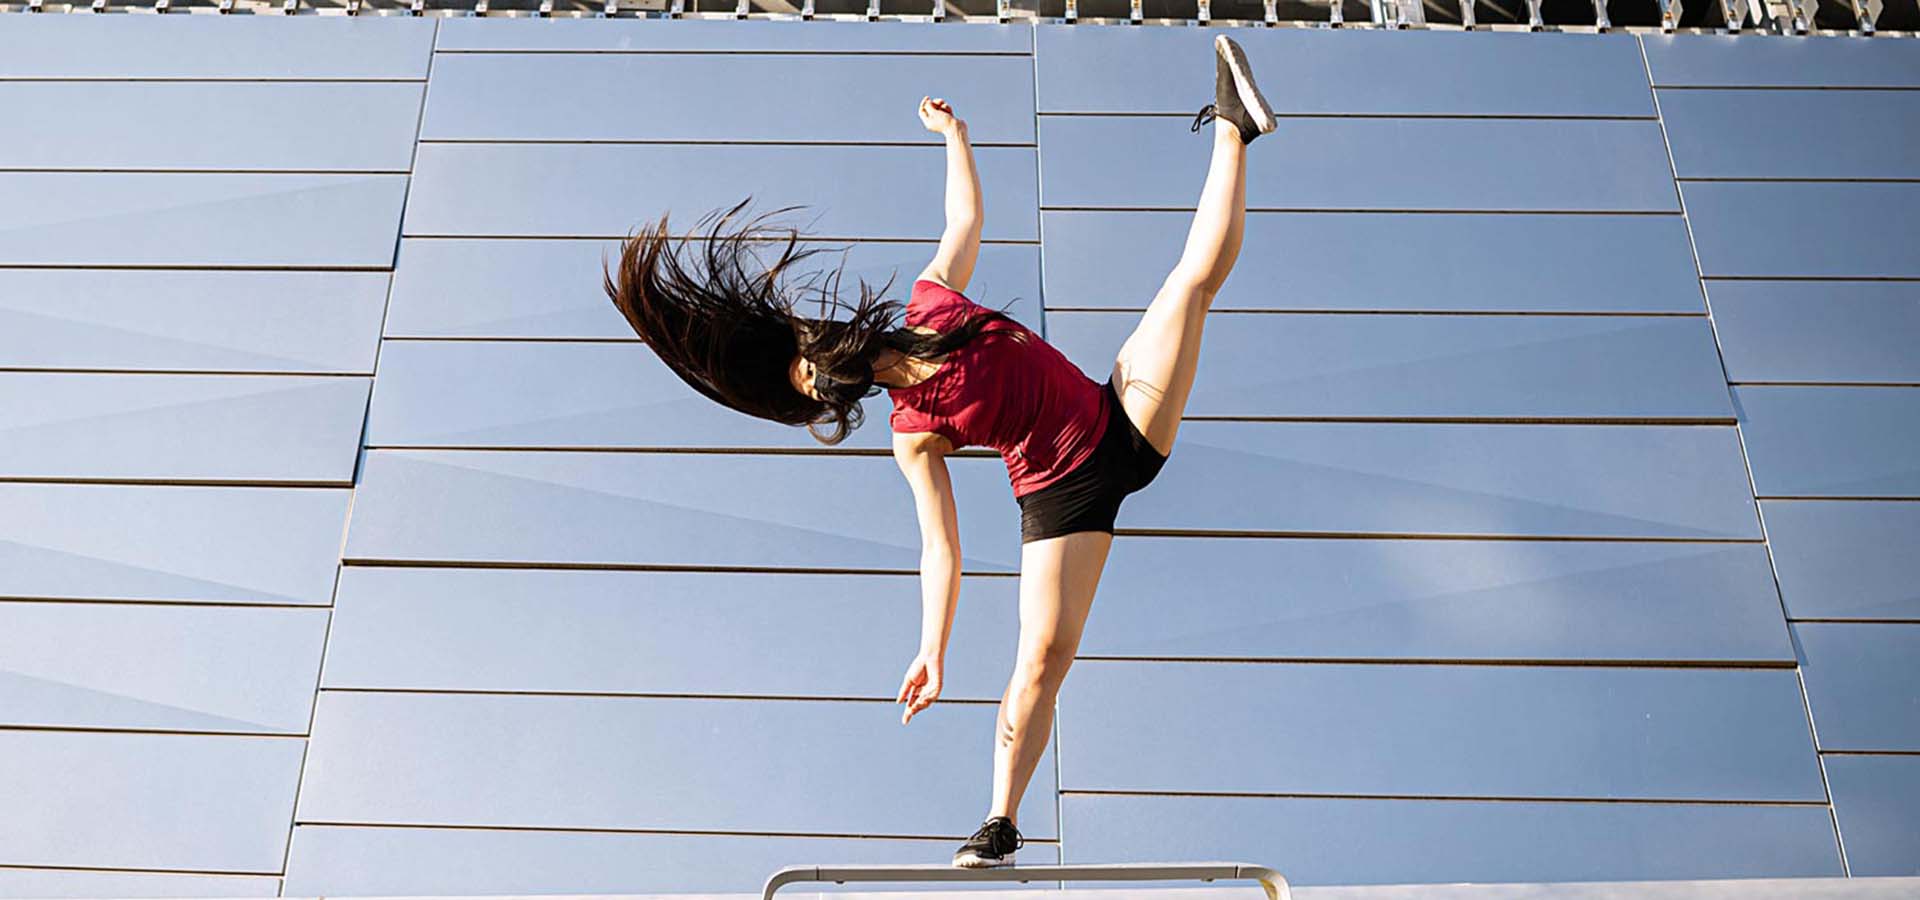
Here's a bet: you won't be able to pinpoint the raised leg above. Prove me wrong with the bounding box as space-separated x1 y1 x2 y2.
1112 117 1249 458
987 529 1114 828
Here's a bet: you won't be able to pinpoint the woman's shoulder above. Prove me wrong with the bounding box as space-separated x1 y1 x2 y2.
907 277 972 323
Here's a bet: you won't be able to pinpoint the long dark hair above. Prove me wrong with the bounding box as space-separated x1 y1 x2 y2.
601 197 1025 445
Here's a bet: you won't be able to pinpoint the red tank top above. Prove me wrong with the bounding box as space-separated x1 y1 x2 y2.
887 279 1110 497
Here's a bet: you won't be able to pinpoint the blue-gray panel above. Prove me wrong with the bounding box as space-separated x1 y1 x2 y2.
1643 34 1920 88
1735 386 1920 498
1045 312 1732 421
1037 25 1652 117
1041 210 1704 313
421 54 1033 144
1056 661 1824 800
367 340 892 449
1711 281 1920 385
434 17 1030 52
343 450 1023 573
0 601 327 734
1682 183 1920 278
386 238 1041 339
1826 754 1920 877
296 691 1058 839
0 730 304 872
1658 89 1920 180
0 270 387 374
0 172 409 268
0 373 369 484
0 82 423 172
323 567 1021 702
1062 793 1841 886
1082 537 1791 663
1796 623 1920 752
0 483 350 606
1038 117 1678 212
285 824 1059 897
0 13 434 79
403 143 1038 240
0 869 279 899
1763 500 1920 621
1118 421 1761 539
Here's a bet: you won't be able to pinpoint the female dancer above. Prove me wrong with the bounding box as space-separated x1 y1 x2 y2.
602 34 1275 869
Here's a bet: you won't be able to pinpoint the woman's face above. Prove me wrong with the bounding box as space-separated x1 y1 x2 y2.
789 353 821 401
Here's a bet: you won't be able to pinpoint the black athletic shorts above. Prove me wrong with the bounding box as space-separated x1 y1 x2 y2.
1016 376 1170 544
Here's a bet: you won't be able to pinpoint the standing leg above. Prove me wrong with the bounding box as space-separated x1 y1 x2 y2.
988 530 1113 827
1112 115 1249 458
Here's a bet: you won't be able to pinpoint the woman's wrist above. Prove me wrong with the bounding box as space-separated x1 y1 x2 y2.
943 120 969 140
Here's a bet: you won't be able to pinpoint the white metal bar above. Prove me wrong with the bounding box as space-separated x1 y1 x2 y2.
764 861 1293 900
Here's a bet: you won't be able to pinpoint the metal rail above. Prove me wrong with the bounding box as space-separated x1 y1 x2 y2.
763 860 1292 900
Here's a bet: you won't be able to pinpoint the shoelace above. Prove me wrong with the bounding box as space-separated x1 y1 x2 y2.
1189 103 1219 133
971 818 1026 853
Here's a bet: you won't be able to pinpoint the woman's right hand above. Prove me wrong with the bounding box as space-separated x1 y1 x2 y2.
918 96 964 137
897 651 944 725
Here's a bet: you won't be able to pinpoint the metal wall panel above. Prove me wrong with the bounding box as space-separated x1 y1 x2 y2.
343 450 1024 572
1825 754 1920 877
385 238 1042 339
0 483 350 606
0 373 369 484
322 567 1022 701
1081 537 1791 663
1734 386 1920 498
0 730 305 872
1037 26 1653 117
1040 210 1704 313
296 691 1058 838
1038 117 1679 212
0 172 410 268
285 824 1058 897
0 869 279 900
1658 90 1920 180
1055 660 1825 800
0 602 327 734
402 143 1039 240
0 270 387 374
1045 312 1732 421
1762 499 1920 621
1796 623 1920 752
365 340 894 451
1642 34 1920 88
0 14 434 79
420 54 1034 144
1710 281 1920 385
1682 183 1920 278
433 17 1031 53
1117 421 1762 539
1062 793 1841 886
0 82 423 172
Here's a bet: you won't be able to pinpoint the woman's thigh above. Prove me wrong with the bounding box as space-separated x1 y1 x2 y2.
1112 278 1214 459
1015 529 1115 666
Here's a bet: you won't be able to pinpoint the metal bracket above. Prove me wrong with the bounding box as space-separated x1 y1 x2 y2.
1328 0 1344 27
668 0 683 16
1525 0 1543 29
26 0 44 11
1198 0 1210 22
931 0 944 19
1064 0 1076 20
1459 0 1475 27
1851 0 1881 32
865 0 879 20
1658 0 1679 31
1591 0 1610 30
765 862 1293 900
415 0 430 15
1719 0 1745 32
800 0 813 18
1129 0 1141 22
154 0 170 13
1263 0 1278 23
538 0 554 15
996 0 1008 21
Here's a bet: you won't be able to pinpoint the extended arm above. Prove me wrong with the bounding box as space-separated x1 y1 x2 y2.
916 97 982 293
893 430 961 723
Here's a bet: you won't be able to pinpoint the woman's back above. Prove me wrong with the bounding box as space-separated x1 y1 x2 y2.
887 278 1109 497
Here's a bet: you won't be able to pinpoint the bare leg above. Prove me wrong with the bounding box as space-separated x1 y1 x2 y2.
1113 117 1250 457
987 530 1114 828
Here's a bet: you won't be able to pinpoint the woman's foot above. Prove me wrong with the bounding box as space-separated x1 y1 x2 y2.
952 815 1024 868
1190 33 1277 144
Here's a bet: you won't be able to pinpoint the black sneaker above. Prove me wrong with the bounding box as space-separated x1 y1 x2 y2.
1190 33 1277 144
952 815 1024 868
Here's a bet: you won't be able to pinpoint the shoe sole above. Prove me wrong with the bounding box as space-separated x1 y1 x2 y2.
952 852 1016 868
1215 34 1276 135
